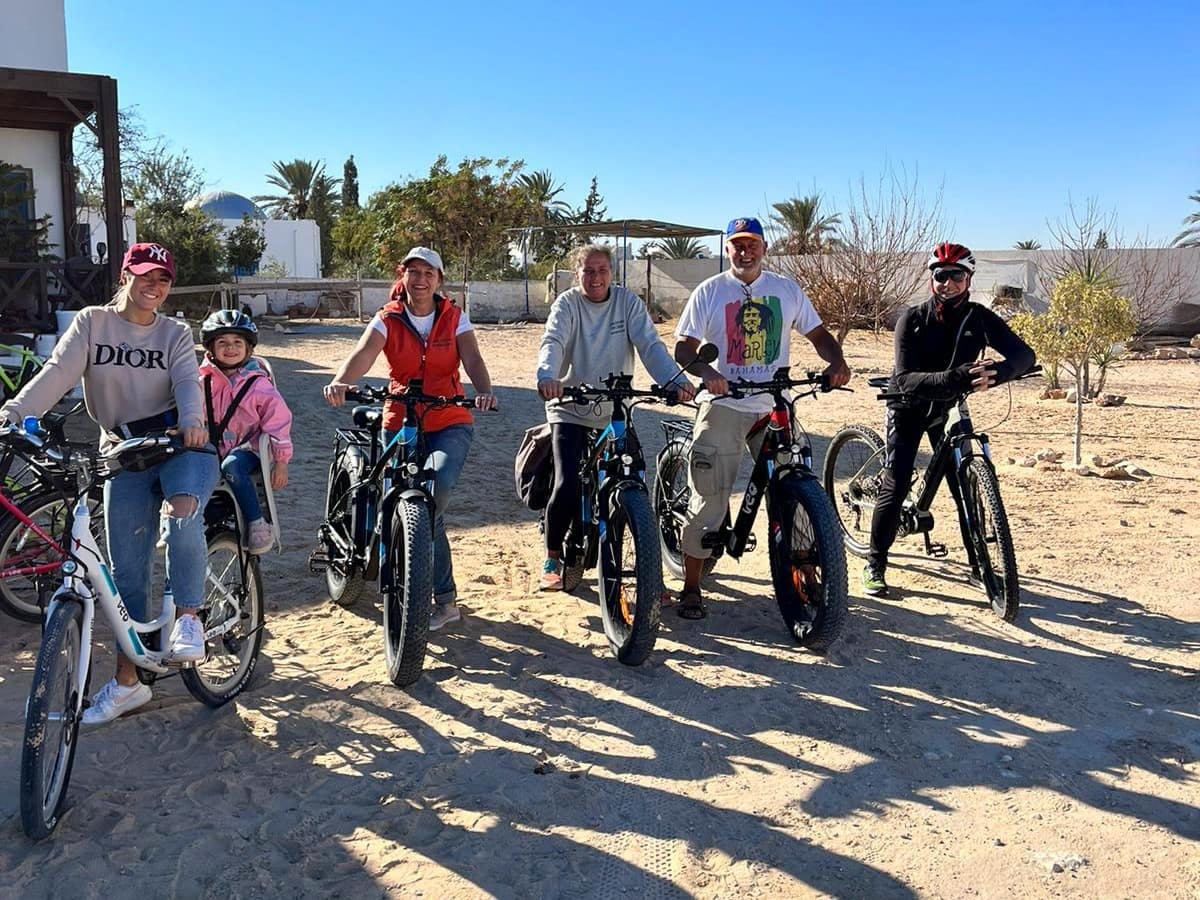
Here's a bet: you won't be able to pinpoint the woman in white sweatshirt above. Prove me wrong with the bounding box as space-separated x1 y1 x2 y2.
535 244 695 591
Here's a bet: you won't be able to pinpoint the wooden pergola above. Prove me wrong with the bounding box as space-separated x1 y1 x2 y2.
0 66 123 330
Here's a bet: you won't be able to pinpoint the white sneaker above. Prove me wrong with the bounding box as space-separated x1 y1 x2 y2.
168 614 206 663
246 519 274 555
429 603 462 632
82 678 152 725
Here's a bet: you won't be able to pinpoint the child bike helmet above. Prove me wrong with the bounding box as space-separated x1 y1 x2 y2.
927 242 976 274
201 309 259 350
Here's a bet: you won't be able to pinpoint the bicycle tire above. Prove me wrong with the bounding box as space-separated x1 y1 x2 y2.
768 475 849 652
20 597 86 839
324 451 366 608
598 488 663 665
181 532 265 707
962 459 1020 622
0 491 103 623
383 498 433 687
821 424 886 559
653 439 715 580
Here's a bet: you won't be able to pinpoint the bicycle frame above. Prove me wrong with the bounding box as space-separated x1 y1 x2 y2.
900 400 994 537
0 489 66 583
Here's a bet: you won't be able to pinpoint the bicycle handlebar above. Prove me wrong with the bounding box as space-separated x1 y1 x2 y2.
344 384 475 409
558 373 685 407
874 365 1043 402
723 368 837 400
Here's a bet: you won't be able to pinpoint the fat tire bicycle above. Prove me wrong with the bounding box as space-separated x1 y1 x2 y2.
16 427 264 840
552 374 682 666
821 369 1040 622
653 367 849 651
310 381 475 687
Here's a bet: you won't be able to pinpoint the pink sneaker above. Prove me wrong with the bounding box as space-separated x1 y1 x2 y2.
247 519 273 555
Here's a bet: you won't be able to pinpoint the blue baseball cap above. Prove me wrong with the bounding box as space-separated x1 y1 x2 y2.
725 217 765 242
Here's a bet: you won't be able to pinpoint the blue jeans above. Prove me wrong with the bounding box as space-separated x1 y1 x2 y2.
104 449 220 619
384 424 473 607
221 448 263 522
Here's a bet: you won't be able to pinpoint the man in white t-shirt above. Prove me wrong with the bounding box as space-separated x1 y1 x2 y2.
673 216 851 619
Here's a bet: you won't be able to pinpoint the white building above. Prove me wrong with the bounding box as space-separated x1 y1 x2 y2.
186 190 321 279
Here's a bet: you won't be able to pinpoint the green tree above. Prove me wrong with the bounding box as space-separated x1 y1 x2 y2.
1013 271 1135 465
576 176 606 226
342 155 360 209
225 214 267 276
253 159 340 220
372 155 534 283
516 169 572 263
770 195 841 254
649 236 706 259
309 172 340 275
1014 239 1041 250
1171 191 1200 248
0 161 54 262
128 147 223 285
331 205 385 277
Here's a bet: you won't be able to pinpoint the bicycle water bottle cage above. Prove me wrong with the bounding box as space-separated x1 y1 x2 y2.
352 406 382 428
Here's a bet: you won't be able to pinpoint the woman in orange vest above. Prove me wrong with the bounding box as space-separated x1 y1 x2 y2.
324 247 496 631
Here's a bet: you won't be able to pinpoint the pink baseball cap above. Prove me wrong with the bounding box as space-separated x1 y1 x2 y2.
122 243 176 280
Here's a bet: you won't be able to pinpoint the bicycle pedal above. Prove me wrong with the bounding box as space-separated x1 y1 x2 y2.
308 548 329 574
744 533 757 552
927 542 948 558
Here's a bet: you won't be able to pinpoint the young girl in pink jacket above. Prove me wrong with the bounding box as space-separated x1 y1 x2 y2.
199 310 293 554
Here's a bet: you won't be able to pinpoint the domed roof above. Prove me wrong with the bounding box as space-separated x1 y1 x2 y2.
186 190 266 221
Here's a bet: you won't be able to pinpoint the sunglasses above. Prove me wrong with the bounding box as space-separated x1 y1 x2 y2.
932 269 968 283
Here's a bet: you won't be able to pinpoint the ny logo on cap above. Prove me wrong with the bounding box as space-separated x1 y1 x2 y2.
147 244 169 262
733 219 750 232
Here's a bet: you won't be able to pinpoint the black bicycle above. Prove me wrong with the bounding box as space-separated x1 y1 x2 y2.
653 367 849 651
310 380 475 687
553 374 686 665
821 369 1040 622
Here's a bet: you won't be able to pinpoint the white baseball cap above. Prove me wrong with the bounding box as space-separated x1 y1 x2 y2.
402 246 444 273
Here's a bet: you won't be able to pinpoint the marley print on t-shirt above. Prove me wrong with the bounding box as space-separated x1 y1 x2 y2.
725 295 783 366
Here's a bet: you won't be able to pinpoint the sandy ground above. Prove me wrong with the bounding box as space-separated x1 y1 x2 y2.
1 318 1197 899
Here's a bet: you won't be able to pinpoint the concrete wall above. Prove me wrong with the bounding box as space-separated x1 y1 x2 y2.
1 0 67 71
464 280 548 322
0 127 65 255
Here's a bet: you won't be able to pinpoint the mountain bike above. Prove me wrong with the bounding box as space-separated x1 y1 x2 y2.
17 427 264 840
653 367 849 651
0 334 45 401
821 369 1040 621
309 381 475 687
552 374 682 665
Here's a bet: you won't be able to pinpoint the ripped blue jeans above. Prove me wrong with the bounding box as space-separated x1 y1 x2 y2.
103 449 220 620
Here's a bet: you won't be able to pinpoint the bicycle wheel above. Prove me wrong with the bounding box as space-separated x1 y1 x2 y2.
822 424 886 558
20 597 86 840
961 459 1020 622
0 491 103 623
181 532 265 707
323 450 366 607
383 498 433 687
653 439 715 580
768 475 849 652
598 488 663 665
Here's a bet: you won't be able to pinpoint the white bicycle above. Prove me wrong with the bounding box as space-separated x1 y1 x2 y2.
14 427 266 840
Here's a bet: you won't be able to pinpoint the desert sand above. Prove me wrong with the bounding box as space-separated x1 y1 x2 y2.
1 318 1197 899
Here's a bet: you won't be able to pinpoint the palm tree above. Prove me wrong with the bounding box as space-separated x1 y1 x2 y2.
254 159 340 220
1171 191 1200 248
517 170 571 223
770 195 841 254
1014 239 1042 250
650 237 706 259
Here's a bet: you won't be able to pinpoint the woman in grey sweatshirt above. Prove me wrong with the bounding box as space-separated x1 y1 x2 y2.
1 243 219 724
534 244 695 591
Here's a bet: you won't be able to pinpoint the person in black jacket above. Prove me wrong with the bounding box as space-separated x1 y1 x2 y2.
863 242 1036 597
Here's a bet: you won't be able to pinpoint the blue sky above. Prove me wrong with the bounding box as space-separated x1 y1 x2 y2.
66 0 1199 252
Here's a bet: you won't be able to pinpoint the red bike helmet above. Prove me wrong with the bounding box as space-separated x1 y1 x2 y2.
927 242 976 275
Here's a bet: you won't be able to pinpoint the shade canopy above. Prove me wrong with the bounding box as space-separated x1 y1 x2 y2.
509 218 722 239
